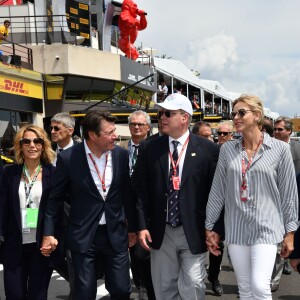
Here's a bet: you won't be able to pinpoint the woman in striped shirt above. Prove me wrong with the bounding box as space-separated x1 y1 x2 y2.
205 95 298 300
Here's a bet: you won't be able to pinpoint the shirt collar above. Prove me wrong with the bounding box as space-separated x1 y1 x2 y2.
169 130 190 146
234 132 273 150
84 140 110 158
58 139 74 151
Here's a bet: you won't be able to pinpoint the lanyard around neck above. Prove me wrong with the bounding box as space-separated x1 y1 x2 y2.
89 153 109 193
241 134 263 186
23 164 41 206
169 135 190 177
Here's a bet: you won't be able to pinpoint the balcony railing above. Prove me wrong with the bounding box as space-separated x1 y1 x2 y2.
0 41 33 70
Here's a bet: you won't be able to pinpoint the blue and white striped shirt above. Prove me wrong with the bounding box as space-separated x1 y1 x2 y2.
205 133 299 245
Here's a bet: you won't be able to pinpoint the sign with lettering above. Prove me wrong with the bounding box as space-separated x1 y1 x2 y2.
0 75 43 99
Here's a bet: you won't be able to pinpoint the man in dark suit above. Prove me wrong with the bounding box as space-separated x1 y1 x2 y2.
271 116 300 288
118 110 155 300
41 111 136 300
290 173 300 271
136 93 222 299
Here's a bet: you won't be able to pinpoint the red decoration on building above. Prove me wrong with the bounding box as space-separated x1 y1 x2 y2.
118 0 147 60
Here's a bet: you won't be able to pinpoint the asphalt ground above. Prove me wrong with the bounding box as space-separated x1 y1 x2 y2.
0 249 299 299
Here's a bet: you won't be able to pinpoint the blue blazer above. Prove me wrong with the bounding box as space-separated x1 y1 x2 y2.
0 163 61 268
44 142 135 254
290 172 300 259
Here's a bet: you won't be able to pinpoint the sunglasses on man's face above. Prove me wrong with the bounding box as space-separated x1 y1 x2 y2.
274 128 284 132
20 137 44 146
49 125 62 132
230 109 253 119
217 132 232 136
157 110 184 119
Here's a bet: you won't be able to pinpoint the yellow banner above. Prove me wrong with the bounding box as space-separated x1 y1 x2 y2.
0 75 43 99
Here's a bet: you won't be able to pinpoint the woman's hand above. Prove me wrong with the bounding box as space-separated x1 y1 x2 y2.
205 229 222 256
281 232 295 258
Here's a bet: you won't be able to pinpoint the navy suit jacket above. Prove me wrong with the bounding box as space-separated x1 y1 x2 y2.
0 163 60 268
44 142 134 254
290 172 300 259
135 133 223 254
290 140 300 174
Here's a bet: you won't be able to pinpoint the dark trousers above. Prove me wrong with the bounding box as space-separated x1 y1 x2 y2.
208 242 224 282
3 242 53 300
130 243 156 300
71 225 131 300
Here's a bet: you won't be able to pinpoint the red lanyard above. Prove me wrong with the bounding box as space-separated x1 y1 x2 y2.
88 153 109 192
169 135 190 177
241 135 263 188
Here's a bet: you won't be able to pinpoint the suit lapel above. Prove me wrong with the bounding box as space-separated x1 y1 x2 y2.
106 147 118 200
76 143 104 201
12 165 23 232
159 136 170 188
181 134 198 187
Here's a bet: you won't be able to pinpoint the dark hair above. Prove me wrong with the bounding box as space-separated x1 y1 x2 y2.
274 116 293 133
4 20 10 25
262 119 274 137
81 111 117 140
192 121 211 134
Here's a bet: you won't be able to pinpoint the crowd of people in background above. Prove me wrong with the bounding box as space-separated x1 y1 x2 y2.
0 93 299 300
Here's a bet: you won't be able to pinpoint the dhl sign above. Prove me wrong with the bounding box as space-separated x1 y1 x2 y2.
0 75 43 99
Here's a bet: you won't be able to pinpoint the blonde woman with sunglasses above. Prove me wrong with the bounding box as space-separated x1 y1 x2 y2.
0 124 61 299
205 95 298 300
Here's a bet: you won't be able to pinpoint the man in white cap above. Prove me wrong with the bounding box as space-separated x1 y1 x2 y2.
135 93 222 299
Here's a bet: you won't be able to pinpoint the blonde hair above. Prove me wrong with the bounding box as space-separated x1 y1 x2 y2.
233 94 264 128
14 124 55 164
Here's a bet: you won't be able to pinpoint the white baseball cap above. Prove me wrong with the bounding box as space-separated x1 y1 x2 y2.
155 93 193 116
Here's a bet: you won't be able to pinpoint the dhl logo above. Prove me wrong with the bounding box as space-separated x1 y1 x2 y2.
0 79 29 94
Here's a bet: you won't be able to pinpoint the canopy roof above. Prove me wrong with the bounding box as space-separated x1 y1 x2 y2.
153 57 239 101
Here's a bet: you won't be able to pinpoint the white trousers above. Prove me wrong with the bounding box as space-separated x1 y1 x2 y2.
228 244 277 300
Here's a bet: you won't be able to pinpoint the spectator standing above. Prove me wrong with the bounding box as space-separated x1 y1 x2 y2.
192 121 213 141
41 111 136 300
0 20 10 42
136 93 221 299
270 116 300 290
0 125 58 299
205 95 298 300
216 121 233 145
49 112 79 300
289 173 300 272
274 116 300 174
118 111 155 300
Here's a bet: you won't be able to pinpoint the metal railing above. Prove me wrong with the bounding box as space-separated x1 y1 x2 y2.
3 14 90 46
0 41 33 69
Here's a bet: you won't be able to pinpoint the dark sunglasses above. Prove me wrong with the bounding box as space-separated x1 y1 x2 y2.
129 123 147 128
49 125 62 132
217 132 232 136
274 128 284 132
20 137 44 146
230 109 253 119
157 110 184 118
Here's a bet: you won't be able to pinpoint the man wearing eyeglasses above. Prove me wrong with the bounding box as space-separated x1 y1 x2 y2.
192 121 213 141
118 110 155 300
49 113 77 166
274 116 300 174
216 121 233 145
271 116 300 291
136 93 222 299
48 112 82 299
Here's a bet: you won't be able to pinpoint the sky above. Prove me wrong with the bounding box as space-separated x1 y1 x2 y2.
135 0 300 118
